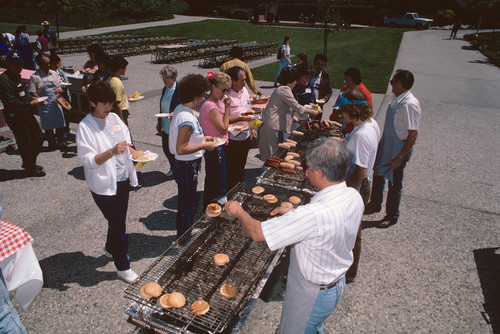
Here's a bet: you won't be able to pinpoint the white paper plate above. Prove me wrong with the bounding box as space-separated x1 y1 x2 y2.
316 98 326 104
154 113 171 118
131 150 158 163
60 82 72 86
128 96 145 102
36 96 48 103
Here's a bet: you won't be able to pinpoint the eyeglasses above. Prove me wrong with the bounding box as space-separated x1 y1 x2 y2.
217 86 229 93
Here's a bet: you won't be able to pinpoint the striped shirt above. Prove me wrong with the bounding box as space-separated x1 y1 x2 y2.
261 182 363 285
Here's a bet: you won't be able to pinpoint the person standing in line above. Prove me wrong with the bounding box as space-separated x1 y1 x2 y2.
226 138 363 334
36 30 50 56
29 53 66 150
364 69 421 228
220 46 261 95
0 55 45 177
309 53 332 108
199 72 232 207
224 66 257 190
107 55 130 125
339 103 380 283
76 81 139 283
41 21 58 55
274 35 292 88
156 65 180 177
13 25 34 70
49 54 72 139
169 74 217 239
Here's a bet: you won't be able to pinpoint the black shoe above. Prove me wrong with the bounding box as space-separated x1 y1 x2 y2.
376 216 398 228
46 144 58 152
363 203 381 215
26 169 46 177
346 277 356 284
129 184 143 191
35 165 44 171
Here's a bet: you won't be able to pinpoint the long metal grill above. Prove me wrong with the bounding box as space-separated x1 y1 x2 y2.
124 183 308 333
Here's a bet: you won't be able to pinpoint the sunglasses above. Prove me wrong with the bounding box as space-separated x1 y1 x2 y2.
217 86 229 93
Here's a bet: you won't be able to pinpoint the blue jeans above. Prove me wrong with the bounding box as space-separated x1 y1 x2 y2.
91 180 130 271
203 147 226 207
370 155 410 219
0 271 27 334
161 131 175 171
172 158 201 239
305 276 346 334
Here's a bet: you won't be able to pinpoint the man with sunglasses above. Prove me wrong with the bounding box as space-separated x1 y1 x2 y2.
364 69 421 228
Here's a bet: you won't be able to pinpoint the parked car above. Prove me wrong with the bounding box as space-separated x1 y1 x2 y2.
384 12 433 29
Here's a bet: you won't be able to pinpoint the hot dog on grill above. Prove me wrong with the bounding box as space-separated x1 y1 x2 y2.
280 167 296 174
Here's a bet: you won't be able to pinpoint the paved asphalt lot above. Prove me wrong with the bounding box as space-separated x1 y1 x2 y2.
1 21 499 333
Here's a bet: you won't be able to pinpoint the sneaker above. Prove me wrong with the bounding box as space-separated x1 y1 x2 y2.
26 169 46 177
116 269 138 284
166 170 173 177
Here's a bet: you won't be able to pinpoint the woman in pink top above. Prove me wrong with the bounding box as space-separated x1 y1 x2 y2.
199 72 231 207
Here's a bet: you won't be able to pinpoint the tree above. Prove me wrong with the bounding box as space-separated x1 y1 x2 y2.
316 0 346 56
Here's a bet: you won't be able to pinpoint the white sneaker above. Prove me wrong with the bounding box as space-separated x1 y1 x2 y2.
166 170 173 177
117 269 138 284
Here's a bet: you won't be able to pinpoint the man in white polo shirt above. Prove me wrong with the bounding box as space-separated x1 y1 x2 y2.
226 138 363 334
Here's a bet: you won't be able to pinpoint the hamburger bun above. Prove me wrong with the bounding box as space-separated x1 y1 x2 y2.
263 194 278 204
220 284 238 298
191 300 210 315
132 150 145 160
159 294 171 308
278 143 291 149
296 166 303 171
141 282 162 299
252 186 265 195
168 292 186 308
214 253 230 266
281 202 294 208
288 152 300 158
284 155 294 161
289 196 302 205
288 160 301 166
292 130 304 136
206 203 222 217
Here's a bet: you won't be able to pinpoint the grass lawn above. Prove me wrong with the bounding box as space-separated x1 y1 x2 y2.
0 23 78 36
463 32 500 67
106 20 409 93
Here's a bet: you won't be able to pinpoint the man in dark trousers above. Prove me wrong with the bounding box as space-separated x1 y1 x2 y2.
0 55 45 177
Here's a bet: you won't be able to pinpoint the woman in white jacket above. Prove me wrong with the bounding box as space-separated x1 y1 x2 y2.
76 81 139 284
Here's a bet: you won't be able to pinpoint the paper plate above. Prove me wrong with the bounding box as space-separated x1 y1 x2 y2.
36 96 48 103
131 151 158 163
154 113 171 118
60 82 72 86
128 96 145 102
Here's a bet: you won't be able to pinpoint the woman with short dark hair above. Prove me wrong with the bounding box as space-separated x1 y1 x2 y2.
169 74 218 238
258 67 318 160
76 81 139 283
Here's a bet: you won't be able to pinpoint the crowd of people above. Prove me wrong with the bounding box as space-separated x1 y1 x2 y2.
0 31 422 333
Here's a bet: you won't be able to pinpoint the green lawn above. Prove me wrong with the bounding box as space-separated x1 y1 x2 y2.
0 23 78 36
106 20 408 93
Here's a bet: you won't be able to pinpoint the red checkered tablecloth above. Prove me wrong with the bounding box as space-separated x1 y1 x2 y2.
0 221 33 262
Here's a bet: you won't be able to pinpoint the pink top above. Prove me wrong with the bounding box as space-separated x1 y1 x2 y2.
199 98 229 142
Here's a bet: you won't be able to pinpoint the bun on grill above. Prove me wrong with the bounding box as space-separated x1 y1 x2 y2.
252 186 265 194
220 284 238 298
214 253 230 266
263 194 278 203
159 294 171 308
168 292 186 308
289 196 302 205
191 300 210 315
140 282 162 299
206 203 222 217
280 202 293 208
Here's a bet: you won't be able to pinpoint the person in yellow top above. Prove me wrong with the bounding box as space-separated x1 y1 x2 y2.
220 46 261 95
107 55 130 125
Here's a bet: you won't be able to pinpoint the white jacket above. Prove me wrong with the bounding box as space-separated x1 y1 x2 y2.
76 113 138 195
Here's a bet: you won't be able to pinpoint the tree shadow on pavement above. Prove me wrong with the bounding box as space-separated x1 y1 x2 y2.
128 232 176 260
39 251 114 291
0 169 27 182
461 45 476 51
138 209 177 231
136 170 171 187
67 166 85 180
473 247 500 333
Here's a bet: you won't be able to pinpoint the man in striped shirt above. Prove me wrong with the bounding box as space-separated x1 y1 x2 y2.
226 138 363 334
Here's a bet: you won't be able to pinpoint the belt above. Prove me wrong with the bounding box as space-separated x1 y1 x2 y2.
318 277 342 290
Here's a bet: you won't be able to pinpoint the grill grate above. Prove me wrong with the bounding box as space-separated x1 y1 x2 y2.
124 183 307 333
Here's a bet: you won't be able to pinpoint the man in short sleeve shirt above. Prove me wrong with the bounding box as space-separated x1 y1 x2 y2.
365 69 421 228
226 138 363 334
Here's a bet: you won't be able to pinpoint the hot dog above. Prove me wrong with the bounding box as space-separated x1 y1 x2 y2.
280 167 296 174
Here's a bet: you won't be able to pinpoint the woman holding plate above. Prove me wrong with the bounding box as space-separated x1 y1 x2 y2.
76 81 139 284
199 72 232 207
169 74 217 239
